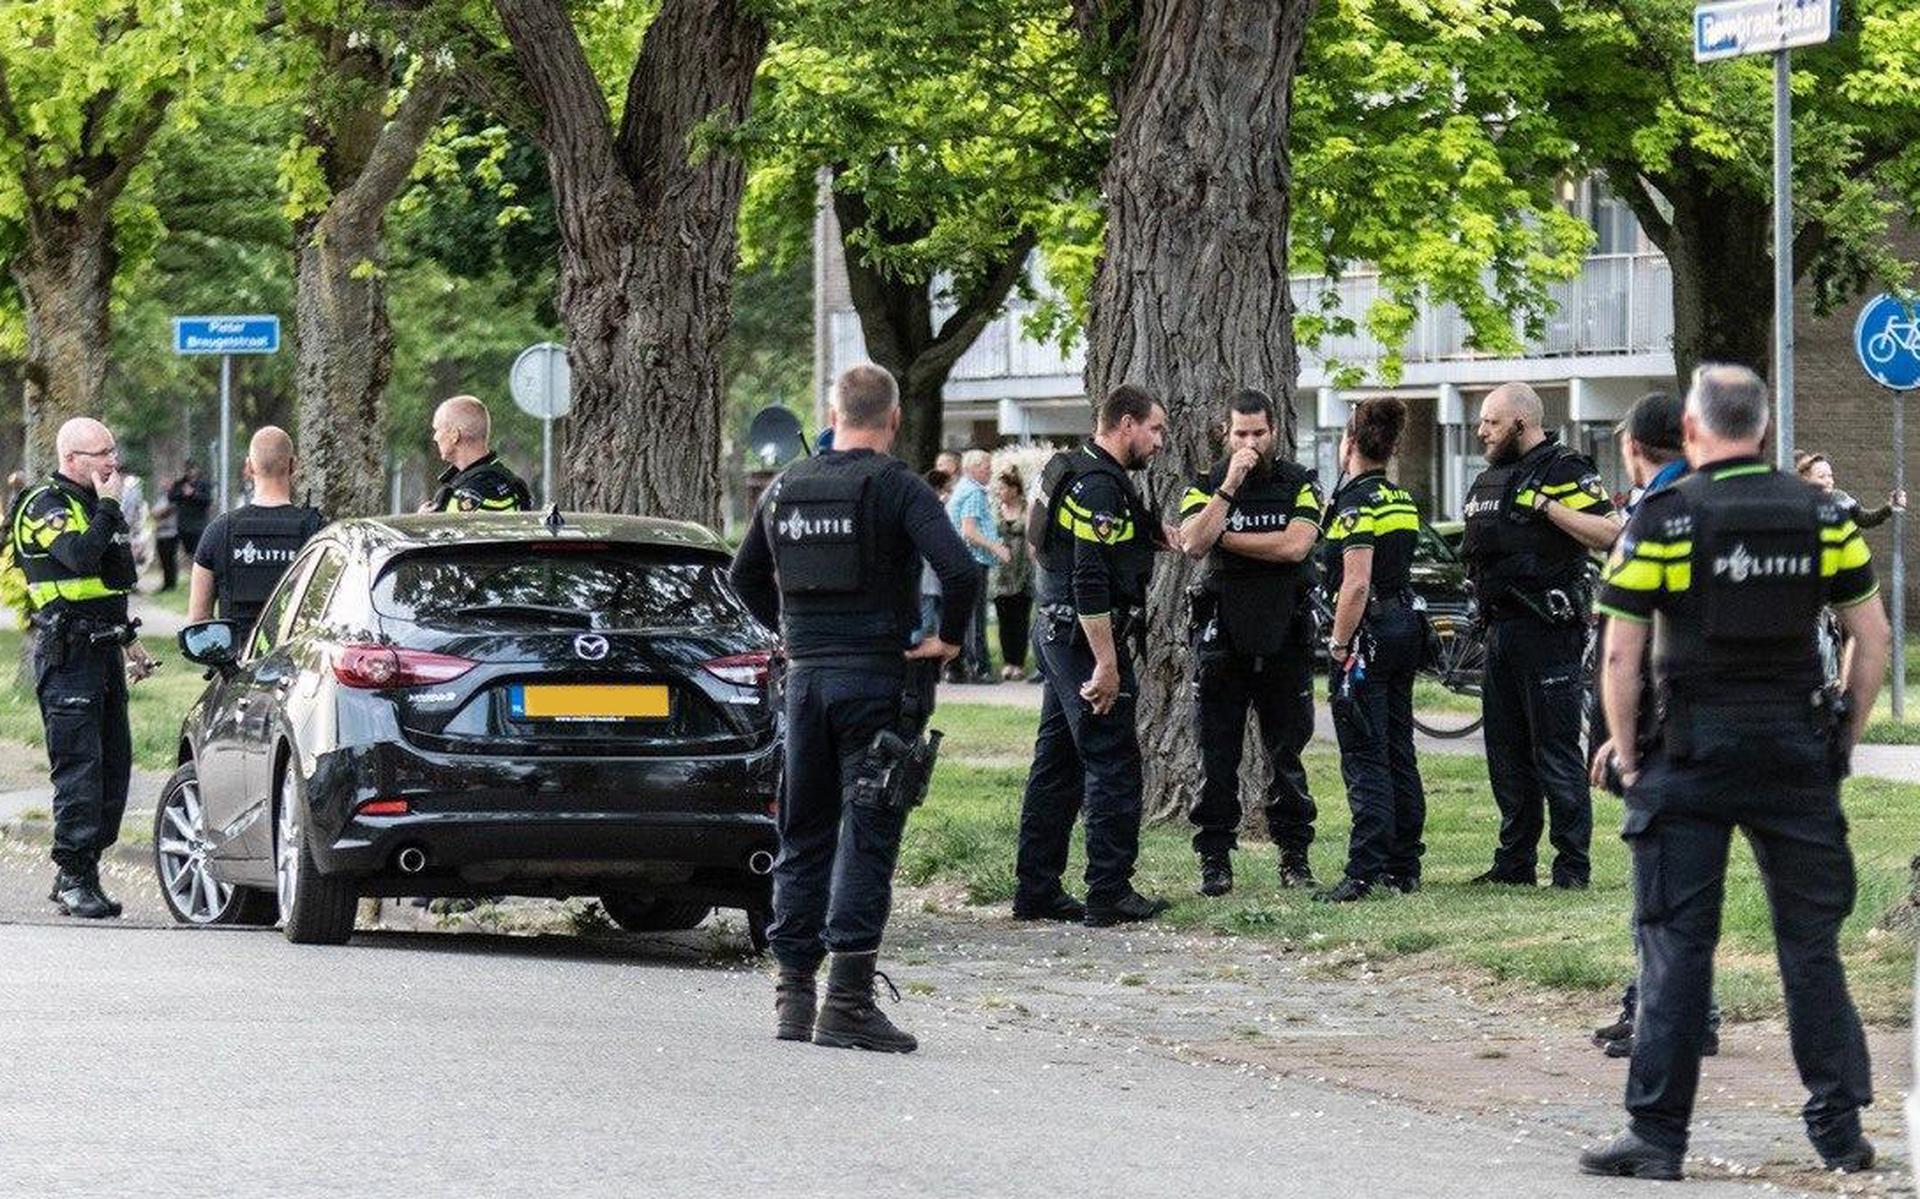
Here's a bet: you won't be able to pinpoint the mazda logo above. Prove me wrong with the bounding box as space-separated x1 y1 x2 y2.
573 634 610 661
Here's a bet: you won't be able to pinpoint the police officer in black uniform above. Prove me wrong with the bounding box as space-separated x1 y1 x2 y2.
10 418 155 919
1177 389 1323 896
1459 382 1621 888
730 364 977 1054
1014 384 1174 928
1579 365 1887 1181
188 426 325 631
424 395 533 513
1317 398 1429 903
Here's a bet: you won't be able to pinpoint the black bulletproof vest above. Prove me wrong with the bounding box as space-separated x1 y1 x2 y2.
768 452 913 651
1029 444 1156 608
223 505 321 621
1459 441 1591 607
1202 460 1313 656
1654 470 1826 693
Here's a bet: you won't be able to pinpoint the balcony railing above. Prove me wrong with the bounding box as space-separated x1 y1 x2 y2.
825 251 1674 387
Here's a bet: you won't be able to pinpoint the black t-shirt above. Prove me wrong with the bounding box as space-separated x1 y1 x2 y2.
169 477 212 537
1322 470 1419 595
195 503 328 625
729 449 979 660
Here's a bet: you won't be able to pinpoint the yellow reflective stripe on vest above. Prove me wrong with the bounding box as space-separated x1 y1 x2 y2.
27 577 128 605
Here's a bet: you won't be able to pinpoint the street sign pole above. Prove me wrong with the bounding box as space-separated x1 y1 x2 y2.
1773 48 1795 469
1894 387 1907 719
543 349 556 507
218 354 233 511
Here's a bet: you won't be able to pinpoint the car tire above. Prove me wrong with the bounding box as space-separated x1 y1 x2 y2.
599 893 711 933
274 763 359 946
153 763 278 926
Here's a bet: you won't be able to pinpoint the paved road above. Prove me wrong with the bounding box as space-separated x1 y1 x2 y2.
0 918 1791 1199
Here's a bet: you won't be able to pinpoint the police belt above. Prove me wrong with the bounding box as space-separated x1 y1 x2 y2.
1039 602 1139 645
1481 584 1585 625
30 610 138 648
1365 588 1418 618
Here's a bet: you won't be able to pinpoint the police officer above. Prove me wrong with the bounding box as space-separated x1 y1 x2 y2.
730 364 977 1054
1579 365 1886 1181
423 395 533 513
11 418 156 919
1460 382 1620 888
187 426 326 629
1317 398 1428 903
1014 384 1174 928
1177 389 1322 896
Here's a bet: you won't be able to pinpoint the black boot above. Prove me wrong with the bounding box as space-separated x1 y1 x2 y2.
1012 891 1086 922
1817 1134 1874 1173
1083 890 1171 928
85 862 123 918
1278 856 1316 889
774 966 817 1043
50 871 114 920
1577 1131 1682 1181
1196 855 1233 898
813 952 917 1054
1312 876 1373 904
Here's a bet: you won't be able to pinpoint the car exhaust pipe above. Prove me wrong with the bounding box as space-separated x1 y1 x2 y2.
747 850 774 876
396 846 428 875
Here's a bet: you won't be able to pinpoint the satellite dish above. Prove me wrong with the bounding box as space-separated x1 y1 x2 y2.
745 405 809 468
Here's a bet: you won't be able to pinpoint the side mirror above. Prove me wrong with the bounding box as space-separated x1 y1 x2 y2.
179 620 241 669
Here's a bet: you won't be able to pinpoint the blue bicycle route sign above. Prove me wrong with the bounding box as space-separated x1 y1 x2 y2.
172 315 280 355
1854 294 1920 392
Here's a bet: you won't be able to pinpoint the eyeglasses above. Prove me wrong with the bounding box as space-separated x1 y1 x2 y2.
70 448 117 459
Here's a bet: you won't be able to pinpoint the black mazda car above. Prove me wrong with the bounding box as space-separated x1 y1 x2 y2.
153 512 779 946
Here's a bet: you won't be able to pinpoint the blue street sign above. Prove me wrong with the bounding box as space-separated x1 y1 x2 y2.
1854 293 1920 392
1693 0 1835 63
172 314 280 356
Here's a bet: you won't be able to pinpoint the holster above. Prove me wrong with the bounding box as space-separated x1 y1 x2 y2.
1817 686 1854 783
850 661 943 814
1186 584 1220 651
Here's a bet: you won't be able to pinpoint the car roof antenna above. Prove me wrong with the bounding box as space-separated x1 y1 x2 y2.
544 504 564 535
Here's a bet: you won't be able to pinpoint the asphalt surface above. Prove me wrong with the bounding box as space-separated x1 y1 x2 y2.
0 876 1795 1198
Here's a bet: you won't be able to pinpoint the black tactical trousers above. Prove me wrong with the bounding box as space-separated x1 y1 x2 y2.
33 634 131 873
1016 632 1143 910
1190 648 1316 859
1482 617 1592 884
767 665 912 972
1329 602 1426 883
1623 705 1870 1156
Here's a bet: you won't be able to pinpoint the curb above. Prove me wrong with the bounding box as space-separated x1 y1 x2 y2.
0 819 150 867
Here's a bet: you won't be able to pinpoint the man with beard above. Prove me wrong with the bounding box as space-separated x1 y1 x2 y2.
1014 384 1177 928
1459 383 1620 889
1177 389 1323 896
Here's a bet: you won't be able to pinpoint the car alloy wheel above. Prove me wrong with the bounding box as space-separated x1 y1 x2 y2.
156 775 234 923
276 770 301 922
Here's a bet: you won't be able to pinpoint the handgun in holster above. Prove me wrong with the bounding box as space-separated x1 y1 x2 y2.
1816 685 1854 783
851 661 944 814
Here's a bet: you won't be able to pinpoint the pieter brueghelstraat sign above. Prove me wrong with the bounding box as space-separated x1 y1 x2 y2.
171 315 281 356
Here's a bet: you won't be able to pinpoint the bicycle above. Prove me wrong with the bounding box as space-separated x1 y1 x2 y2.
1866 316 1920 366
1411 603 1487 739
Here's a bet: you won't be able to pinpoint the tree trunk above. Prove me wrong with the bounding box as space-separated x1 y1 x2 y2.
832 186 1036 470
13 214 115 476
1075 0 1316 823
1663 183 1774 393
496 0 766 526
293 54 450 519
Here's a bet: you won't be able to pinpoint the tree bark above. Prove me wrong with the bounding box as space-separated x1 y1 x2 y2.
832 185 1037 469
494 0 766 525
13 217 116 476
1074 0 1316 823
292 58 451 518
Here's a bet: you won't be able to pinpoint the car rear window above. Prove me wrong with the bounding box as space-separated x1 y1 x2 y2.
373 545 750 630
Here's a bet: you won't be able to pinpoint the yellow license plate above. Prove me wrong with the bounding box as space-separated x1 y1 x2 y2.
512 684 671 721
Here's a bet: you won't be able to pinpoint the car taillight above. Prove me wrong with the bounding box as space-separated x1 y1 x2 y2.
703 651 771 687
333 644 476 689
356 798 411 817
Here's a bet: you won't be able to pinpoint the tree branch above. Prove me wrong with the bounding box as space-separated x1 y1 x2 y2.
612 0 766 209
84 92 173 216
443 18 543 140
1602 160 1673 251
492 0 616 166
0 58 48 204
338 69 453 216
922 228 1039 377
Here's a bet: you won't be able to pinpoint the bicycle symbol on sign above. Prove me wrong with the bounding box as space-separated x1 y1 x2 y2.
1866 315 1920 365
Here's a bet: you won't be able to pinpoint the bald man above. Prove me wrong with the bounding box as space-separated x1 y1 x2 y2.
188 427 327 629
10 417 156 918
1459 383 1622 890
423 396 533 513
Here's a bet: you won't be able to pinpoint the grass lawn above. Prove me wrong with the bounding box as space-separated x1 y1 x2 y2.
910 701 1919 1024
0 627 203 773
